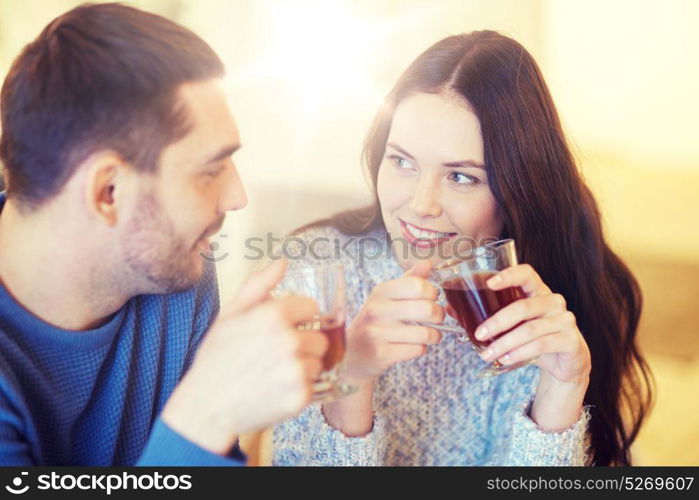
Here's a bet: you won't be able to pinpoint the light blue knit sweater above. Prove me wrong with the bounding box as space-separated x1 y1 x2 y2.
272 226 591 466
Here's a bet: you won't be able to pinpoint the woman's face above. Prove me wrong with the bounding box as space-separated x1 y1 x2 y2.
377 91 504 270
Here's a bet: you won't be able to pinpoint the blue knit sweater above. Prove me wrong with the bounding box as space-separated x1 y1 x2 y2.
0 192 244 466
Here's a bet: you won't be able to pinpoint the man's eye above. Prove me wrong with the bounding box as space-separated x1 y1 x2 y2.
204 166 224 177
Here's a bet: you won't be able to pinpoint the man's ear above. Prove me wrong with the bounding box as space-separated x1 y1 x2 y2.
83 151 129 227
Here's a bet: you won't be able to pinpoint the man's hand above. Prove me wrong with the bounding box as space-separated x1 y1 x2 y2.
161 259 328 455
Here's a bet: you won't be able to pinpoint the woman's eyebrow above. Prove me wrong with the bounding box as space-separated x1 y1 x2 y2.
388 142 485 170
386 142 415 160
442 160 485 170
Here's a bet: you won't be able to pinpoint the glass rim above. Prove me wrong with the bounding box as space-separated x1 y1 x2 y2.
433 238 515 271
283 261 345 278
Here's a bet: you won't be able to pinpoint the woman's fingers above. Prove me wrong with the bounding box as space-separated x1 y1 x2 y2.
366 298 444 324
367 324 442 345
383 344 428 365
486 263 551 297
474 293 568 341
478 312 577 362
373 275 438 301
490 331 579 367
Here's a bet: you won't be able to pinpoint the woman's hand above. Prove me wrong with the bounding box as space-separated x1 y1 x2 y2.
322 260 443 436
341 261 444 385
472 263 591 431
473 263 591 385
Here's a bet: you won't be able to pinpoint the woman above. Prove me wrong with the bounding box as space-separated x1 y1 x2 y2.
272 30 653 466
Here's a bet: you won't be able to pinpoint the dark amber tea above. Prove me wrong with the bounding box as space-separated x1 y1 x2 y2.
427 240 535 377
320 318 346 371
443 272 526 350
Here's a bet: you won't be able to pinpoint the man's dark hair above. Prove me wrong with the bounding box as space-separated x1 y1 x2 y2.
0 2 225 210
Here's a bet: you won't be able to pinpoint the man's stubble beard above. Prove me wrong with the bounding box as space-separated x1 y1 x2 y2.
120 191 202 295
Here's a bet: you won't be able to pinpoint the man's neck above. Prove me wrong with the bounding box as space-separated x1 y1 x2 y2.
0 198 128 331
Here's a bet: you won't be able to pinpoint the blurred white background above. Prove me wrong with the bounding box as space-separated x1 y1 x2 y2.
1 0 698 465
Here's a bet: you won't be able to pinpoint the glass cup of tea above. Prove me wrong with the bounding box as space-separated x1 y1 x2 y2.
418 239 538 377
274 262 357 402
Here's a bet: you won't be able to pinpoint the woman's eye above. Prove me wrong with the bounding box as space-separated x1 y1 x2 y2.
448 171 479 185
387 155 413 170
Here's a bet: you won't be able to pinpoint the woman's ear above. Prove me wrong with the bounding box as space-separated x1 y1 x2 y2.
82 151 127 227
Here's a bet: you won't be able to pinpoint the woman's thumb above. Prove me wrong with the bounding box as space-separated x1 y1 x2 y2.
403 259 432 278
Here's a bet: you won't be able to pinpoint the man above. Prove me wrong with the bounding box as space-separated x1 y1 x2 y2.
0 3 327 465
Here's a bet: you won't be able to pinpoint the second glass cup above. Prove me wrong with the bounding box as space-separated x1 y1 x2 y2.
417 239 538 377
275 262 357 402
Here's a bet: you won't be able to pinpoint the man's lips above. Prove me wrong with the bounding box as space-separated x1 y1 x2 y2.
195 236 211 252
196 219 226 249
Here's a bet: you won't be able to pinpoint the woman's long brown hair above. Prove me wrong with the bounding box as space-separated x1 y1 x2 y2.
308 31 653 466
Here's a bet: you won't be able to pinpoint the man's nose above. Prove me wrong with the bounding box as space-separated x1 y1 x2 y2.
219 162 248 212
408 175 442 218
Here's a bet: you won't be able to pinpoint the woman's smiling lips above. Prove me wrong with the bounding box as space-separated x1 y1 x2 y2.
398 219 457 248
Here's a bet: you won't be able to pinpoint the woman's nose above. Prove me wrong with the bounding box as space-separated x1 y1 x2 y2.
408 176 442 218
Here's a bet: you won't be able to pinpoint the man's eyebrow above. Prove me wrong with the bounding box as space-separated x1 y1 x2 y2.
203 144 241 164
387 142 485 169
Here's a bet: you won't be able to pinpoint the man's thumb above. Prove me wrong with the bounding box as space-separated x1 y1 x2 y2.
229 258 289 315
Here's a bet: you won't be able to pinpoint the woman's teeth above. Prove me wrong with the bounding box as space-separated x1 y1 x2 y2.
404 222 453 240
